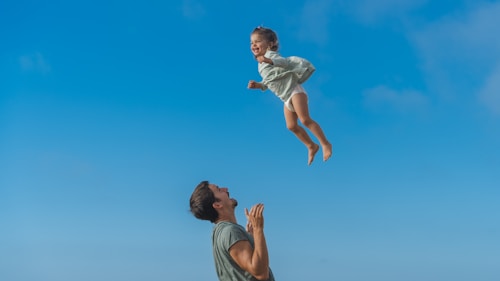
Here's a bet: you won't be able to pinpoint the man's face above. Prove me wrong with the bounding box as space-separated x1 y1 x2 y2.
208 184 238 208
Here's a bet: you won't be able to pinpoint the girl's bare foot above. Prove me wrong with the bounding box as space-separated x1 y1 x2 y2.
308 143 320 165
322 142 333 162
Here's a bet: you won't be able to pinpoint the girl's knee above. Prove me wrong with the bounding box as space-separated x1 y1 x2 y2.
286 123 300 132
300 118 314 127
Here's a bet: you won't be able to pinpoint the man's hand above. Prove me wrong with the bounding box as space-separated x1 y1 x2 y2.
245 203 264 232
245 206 254 235
245 216 254 235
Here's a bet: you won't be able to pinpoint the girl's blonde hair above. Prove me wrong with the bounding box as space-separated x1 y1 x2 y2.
252 26 279 51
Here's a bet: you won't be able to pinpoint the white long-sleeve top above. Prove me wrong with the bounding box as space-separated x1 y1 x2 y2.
258 50 315 102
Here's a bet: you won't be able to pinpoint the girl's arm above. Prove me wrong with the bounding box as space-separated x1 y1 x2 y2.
256 56 273 65
256 54 287 67
248 80 267 91
268 51 288 67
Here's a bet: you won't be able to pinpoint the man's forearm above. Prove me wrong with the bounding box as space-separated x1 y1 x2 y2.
251 229 270 280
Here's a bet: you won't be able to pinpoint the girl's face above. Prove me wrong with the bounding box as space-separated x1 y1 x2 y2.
250 33 272 57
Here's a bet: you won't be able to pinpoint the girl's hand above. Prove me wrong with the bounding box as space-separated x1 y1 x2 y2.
255 55 266 63
248 80 262 90
256 55 272 64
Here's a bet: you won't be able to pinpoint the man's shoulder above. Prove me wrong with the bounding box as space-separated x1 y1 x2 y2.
213 222 248 240
213 222 249 248
214 221 244 233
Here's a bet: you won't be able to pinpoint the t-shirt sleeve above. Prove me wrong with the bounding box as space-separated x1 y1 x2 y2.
220 224 249 251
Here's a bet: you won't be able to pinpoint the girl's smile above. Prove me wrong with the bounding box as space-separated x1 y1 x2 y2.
250 34 270 57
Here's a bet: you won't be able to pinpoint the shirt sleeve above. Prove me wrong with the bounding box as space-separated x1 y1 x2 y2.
221 224 249 251
270 55 288 68
266 51 288 68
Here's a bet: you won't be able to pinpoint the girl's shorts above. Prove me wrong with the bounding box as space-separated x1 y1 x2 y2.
285 84 308 112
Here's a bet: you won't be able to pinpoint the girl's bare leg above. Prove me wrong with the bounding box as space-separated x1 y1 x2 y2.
284 105 319 165
290 93 333 162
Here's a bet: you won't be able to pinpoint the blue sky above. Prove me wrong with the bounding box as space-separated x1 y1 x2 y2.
1 0 499 280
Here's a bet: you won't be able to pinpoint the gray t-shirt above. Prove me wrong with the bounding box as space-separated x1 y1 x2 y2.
212 222 275 281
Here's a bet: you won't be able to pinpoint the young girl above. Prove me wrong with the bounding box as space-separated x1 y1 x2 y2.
248 26 333 165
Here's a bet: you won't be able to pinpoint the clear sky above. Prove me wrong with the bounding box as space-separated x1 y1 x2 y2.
1 0 499 281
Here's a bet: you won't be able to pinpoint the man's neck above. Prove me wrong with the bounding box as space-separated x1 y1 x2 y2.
215 213 237 224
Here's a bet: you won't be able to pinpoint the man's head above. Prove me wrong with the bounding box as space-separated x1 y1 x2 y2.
190 181 238 223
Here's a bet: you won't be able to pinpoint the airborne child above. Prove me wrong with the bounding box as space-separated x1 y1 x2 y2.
248 26 333 165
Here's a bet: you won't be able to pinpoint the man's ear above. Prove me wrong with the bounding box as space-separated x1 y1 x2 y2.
212 201 222 209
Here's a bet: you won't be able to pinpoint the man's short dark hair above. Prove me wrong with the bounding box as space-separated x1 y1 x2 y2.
189 180 219 223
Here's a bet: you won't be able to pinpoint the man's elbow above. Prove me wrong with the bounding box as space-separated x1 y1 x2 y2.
254 270 270 281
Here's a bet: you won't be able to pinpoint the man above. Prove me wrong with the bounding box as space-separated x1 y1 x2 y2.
190 181 275 281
